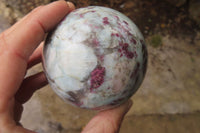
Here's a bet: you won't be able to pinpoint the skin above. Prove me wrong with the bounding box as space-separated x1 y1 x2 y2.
0 1 133 133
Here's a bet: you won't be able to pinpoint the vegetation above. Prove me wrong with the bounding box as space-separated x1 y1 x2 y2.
150 34 163 48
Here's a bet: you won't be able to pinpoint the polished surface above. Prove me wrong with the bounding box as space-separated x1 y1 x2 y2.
43 6 147 110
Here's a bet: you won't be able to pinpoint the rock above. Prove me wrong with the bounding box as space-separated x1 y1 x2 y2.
42 6 147 110
128 36 200 115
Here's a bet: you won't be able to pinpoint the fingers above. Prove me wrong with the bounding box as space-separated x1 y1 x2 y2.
0 1 75 102
27 42 44 69
18 42 46 103
13 100 23 123
82 100 133 133
3 1 75 61
15 72 47 104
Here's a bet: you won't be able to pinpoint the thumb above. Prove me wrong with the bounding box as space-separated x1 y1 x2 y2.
82 100 133 133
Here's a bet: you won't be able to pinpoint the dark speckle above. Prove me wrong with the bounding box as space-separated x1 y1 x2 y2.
114 16 119 20
123 21 129 25
67 91 82 106
131 62 140 79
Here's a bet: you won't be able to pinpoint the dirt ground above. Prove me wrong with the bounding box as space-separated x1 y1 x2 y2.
0 0 200 133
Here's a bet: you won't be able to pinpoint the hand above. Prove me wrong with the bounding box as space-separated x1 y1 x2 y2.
0 1 132 133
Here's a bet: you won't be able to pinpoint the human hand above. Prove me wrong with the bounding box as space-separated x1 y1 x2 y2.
0 1 132 133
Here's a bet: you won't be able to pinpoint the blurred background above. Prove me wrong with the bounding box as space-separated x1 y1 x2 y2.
0 0 200 133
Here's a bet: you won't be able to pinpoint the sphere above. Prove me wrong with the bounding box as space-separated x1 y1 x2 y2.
42 6 147 110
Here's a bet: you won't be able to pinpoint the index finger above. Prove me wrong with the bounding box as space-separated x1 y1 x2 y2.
2 1 75 61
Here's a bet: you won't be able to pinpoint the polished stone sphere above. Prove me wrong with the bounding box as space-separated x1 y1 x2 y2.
42 6 147 110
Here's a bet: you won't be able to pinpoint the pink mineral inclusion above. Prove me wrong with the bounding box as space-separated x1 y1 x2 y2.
103 17 109 25
114 16 119 20
92 38 99 46
123 21 129 25
111 33 122 38
99 55 104 62
90 66 105 92
118 43 134 59
131 38 137 44
79 14 84 18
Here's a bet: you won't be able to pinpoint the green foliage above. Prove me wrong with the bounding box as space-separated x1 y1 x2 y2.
150 34 163 48
191 56 195 62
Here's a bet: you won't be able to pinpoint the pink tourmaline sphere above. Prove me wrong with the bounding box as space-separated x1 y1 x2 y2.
42 6 147 110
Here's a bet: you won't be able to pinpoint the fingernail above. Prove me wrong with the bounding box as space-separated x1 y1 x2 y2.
66 1 75 10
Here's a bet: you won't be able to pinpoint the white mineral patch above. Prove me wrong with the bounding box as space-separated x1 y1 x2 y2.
55 76 84 91
57 43 97 81
97 27 112 48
